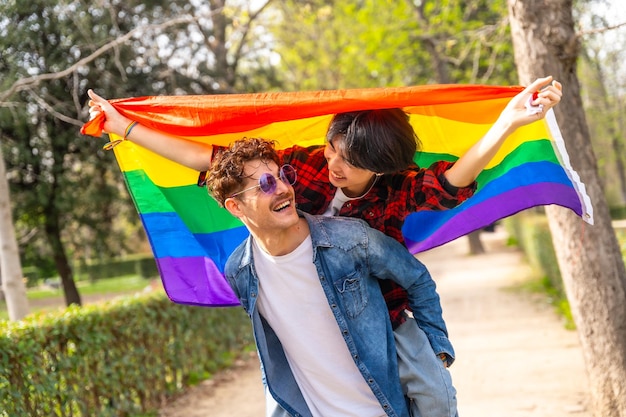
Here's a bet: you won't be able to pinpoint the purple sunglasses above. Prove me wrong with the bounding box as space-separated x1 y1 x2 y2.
230 165 297 198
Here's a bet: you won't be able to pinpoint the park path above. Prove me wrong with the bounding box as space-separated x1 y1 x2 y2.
159 227 591 417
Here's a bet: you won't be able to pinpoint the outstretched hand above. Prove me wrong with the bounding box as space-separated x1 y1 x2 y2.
87 89 132 137
500 76 563 131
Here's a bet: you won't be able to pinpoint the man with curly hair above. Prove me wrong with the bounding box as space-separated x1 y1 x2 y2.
206 137 451 417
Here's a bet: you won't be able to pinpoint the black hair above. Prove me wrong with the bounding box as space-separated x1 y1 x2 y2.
326 109 421 174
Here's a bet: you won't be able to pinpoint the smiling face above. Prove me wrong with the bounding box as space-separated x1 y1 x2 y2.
224 159 304 253
324 135 377 198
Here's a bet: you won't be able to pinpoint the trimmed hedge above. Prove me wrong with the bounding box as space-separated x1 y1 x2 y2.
0 293 253 416
609 205 626 220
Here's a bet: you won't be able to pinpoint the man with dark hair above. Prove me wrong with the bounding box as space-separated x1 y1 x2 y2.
206 137 452 417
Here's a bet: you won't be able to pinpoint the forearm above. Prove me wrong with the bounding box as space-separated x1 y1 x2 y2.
443 118 514 188
407 293 455 365
87 89 213 171
444 76 562 188
407 286 450 341
124 122 213 171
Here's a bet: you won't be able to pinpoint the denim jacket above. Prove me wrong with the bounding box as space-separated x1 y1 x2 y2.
225 212 451 417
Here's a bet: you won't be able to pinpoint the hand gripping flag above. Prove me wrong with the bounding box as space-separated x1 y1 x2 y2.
81 84 593 307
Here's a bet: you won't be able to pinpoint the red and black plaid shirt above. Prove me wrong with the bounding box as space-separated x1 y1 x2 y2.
280 145 476 328
209 144 476 328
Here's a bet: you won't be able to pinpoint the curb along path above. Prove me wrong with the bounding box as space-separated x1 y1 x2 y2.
159 228 591 417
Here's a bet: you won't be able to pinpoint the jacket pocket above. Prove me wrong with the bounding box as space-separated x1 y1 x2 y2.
334 272 368 318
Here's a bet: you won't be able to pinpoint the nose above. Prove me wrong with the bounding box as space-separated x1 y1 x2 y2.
326 152 339 170
275 175 292 193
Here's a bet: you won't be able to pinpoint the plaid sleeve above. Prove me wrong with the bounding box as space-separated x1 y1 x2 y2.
416 161 476 209
197 144 228 187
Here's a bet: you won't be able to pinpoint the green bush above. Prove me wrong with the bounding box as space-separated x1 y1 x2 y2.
506 213 626 329
22 266 41 287
135 257 159 279
609 205 626 220
0 293 253 417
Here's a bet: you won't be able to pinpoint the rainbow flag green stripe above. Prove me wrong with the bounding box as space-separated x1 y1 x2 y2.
123 170 239 233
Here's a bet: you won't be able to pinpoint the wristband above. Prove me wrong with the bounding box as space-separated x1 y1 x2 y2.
124 121 138 139
103 121 138 151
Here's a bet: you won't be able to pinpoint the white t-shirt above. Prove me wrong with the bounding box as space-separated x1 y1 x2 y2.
322 187 353 216
253 237 385 417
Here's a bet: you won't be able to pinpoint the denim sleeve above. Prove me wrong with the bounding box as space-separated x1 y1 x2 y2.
365 227 454 360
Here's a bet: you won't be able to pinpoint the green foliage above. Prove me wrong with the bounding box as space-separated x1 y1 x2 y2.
271 0 516 90
609 206 626 219
0 293 254 416
21 253 157 289
273 0 416 89
0 0 153 297
576 1 626 207
21 266 41 287
0 0 283 299
0 276 157 321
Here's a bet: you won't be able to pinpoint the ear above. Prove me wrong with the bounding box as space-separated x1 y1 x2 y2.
224 197 243 218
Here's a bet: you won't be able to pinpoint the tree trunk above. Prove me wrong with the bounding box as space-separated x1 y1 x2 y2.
410 2 452 84
0 148 30 321
45 215 82 307
508 1 626 416
467 230 485 254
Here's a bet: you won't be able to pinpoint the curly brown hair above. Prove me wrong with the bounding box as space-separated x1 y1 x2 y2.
206 137 281 207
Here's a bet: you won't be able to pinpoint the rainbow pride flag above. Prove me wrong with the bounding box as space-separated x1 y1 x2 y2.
82 84 593 307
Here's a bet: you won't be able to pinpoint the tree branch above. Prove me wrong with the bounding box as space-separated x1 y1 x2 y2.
26 89 84 127
577 21 626 37
0 16 197 102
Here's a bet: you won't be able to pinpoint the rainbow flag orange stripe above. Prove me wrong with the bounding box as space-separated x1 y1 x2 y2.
82 84 593 306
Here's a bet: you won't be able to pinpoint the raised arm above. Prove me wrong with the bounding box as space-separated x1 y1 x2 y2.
87 89 213 171
444 76 563 188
